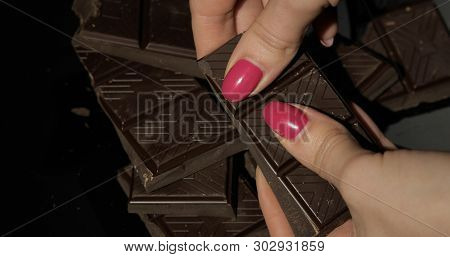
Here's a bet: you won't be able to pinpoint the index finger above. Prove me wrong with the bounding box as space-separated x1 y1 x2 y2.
190 0 237 58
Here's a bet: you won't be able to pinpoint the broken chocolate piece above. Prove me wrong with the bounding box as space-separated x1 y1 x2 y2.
72 0 201 77
138 178 268 237
362 0 450 110
128 159 237 218
198 35 372 236
140 0 195 50
76 47 245 191
335 37 400 101
116 164 269 237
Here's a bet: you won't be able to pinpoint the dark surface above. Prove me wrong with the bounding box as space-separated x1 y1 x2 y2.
72 0 201 77
1 0 148 236
76 48 245 191
198 35 376 236
345 0 419 39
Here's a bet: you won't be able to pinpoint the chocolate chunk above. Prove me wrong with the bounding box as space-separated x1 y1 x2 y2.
362 0 450 111
140 0 195 50
128 159 237 218
72 0 201 77
77 0 140 44
138 180 268 237
198 35 373 236
76 47 246 191
116 163 269 237
335 37 400 101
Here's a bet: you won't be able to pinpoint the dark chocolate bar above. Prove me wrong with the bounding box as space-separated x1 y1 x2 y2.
137 179 268 237
116 163 269 237
128 159 236 218
335 37 400 101
198 36 373 236
361 0 450 111
76 46 246 191
72 0 201 77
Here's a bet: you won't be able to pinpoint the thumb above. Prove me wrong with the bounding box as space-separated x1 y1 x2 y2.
262 101 371 189
221 0 338 102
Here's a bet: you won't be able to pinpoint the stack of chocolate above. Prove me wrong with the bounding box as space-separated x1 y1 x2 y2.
72 0 450 236
340 0 450 111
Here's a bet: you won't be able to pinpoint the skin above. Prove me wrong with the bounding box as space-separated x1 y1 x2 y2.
190 0 450 236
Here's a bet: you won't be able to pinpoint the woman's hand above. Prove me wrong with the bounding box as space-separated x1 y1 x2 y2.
258 101 450 236
190 1 450 236
190 0 338 101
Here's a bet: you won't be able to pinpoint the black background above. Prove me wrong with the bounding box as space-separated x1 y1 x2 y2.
1 0 148 236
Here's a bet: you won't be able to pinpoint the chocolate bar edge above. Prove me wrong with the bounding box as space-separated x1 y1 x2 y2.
128 169 236 218
72 36 203 78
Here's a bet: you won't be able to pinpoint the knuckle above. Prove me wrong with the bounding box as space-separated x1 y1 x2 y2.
251 19 299 55
312 126 349 173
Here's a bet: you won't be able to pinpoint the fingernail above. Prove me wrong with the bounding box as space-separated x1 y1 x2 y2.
320 37 334 47
263 101 308 140
222 59 263 102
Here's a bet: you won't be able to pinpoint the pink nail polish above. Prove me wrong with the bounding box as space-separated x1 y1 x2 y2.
222 59 263 102
263 101 308 140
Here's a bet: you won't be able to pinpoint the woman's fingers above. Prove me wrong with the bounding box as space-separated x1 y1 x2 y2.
190 0 264 58
192 0 339 99
314 7 338 47
262 101 370 189
221 0 339 102
261 102 450 236
257 163 354 237
258 100 365 237
255 167 294 237
234 0 264 34
190 0 238 58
